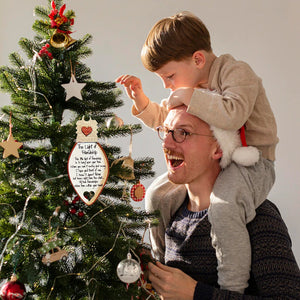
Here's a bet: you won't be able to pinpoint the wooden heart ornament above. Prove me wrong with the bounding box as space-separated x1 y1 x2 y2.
81 126 92 136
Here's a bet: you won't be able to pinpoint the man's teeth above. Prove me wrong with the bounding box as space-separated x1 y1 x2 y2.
167 154 183 160
164 149 184 164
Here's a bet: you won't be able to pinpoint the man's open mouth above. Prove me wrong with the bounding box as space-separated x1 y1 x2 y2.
164 149 184 168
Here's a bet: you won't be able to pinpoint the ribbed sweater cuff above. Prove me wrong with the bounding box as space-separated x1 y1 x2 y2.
193 282 214 300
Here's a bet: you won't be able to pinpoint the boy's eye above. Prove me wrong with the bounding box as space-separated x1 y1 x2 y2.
167 74 174 80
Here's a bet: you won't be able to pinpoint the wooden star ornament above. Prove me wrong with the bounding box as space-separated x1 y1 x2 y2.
0 113 23 158
61 74 86 101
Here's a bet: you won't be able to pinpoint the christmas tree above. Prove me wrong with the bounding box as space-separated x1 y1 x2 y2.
0 1 158 299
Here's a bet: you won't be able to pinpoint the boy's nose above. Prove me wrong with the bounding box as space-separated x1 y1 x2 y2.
163 79 172 89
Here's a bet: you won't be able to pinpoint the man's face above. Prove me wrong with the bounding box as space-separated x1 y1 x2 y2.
162 106 218 185
155 58 201 91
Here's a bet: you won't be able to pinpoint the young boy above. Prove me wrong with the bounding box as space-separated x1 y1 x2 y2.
116 11 278 293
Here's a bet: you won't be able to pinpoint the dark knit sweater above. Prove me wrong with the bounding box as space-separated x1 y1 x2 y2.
165 199 300 299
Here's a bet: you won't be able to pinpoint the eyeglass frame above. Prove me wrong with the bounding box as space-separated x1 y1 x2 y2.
156 125 214 143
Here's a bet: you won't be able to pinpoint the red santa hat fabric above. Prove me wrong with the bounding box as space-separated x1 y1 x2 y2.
210 125 260 169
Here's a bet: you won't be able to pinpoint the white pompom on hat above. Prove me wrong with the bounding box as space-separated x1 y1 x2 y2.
210 125 260 169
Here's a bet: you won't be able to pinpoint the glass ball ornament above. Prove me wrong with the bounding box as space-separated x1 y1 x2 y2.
106 115 124 129
116 253 142 284
0 275 26 300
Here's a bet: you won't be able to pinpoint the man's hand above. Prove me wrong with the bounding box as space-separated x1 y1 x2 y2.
115 75 149 112
148 261 197 300
167 87 194 110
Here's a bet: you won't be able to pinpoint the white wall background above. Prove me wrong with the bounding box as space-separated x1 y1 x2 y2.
1 0 299 264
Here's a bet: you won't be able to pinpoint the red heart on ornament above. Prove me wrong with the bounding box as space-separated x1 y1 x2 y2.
81 126 92 136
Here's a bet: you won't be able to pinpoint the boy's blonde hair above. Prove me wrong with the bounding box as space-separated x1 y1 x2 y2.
141 11 212 72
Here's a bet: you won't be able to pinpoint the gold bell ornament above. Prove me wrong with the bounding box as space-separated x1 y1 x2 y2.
111 127 135 181
50 30 76 49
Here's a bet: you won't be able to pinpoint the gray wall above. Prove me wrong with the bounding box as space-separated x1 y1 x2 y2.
1 0 299 264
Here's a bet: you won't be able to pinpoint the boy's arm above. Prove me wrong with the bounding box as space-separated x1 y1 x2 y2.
115 75 149 112
168 87 257 131
132 98 168 129
168 62 262 131
116 74 168 129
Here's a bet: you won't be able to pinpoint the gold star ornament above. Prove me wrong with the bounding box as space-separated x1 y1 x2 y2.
0 113 23 158
0 134 23 158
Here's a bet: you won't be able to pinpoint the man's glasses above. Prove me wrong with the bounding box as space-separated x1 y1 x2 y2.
156 126 214 143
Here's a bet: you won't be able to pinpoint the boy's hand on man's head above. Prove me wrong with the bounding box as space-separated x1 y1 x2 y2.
115 74 149 112
167 87 194 110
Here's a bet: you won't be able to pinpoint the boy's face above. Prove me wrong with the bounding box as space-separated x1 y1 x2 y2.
155 58 203 91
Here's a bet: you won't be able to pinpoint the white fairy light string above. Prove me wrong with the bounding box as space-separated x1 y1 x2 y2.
0 174 68 271
0 172 156 298
46 206 156 299
17 87 53 110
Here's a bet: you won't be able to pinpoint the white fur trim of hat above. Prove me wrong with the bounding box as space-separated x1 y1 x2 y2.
210 125 260 169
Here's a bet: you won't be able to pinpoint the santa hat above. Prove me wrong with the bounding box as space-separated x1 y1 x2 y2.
210 125 260 169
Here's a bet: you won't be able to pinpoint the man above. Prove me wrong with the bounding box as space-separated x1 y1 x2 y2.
146 105 300 299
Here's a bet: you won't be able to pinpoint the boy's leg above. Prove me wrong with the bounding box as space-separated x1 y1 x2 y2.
145 172 186 262
208 157 275 292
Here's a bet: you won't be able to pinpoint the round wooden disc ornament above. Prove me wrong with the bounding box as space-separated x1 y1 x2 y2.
130 181 146 202
68 117 109 205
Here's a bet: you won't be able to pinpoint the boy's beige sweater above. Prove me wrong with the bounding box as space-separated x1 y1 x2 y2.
132 54 278 161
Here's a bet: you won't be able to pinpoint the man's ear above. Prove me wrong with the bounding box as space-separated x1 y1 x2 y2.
192 51 206 68
212 144 223 161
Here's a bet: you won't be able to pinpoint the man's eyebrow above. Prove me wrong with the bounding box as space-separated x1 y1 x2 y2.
163 123 193 129
174 124 193 130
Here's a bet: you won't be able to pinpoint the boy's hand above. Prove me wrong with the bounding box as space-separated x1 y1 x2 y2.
167 87 194 110
115 75 149 112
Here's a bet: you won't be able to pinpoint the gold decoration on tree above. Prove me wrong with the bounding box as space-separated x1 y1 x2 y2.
111 127 135 180
0 112 23 158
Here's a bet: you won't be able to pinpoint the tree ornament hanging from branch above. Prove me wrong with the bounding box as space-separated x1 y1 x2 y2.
68 117 109 205
111 127 135 180
48 1 76 49
62 61 86 101
116 252 142 284
130 181 146 202
62 73 86 101
106 114 124 129
0 112 23 159
0 274 26 300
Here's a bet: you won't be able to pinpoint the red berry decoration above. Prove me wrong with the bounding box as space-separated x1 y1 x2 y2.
77 211 84 218
70 208 77 214
0 275 26 300
65 196 86 218
73 196 80 202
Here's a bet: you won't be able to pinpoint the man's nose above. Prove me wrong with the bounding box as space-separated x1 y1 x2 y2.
162 131 175 148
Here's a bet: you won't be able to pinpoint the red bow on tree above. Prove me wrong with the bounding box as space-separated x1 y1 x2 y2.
48 1 74 34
